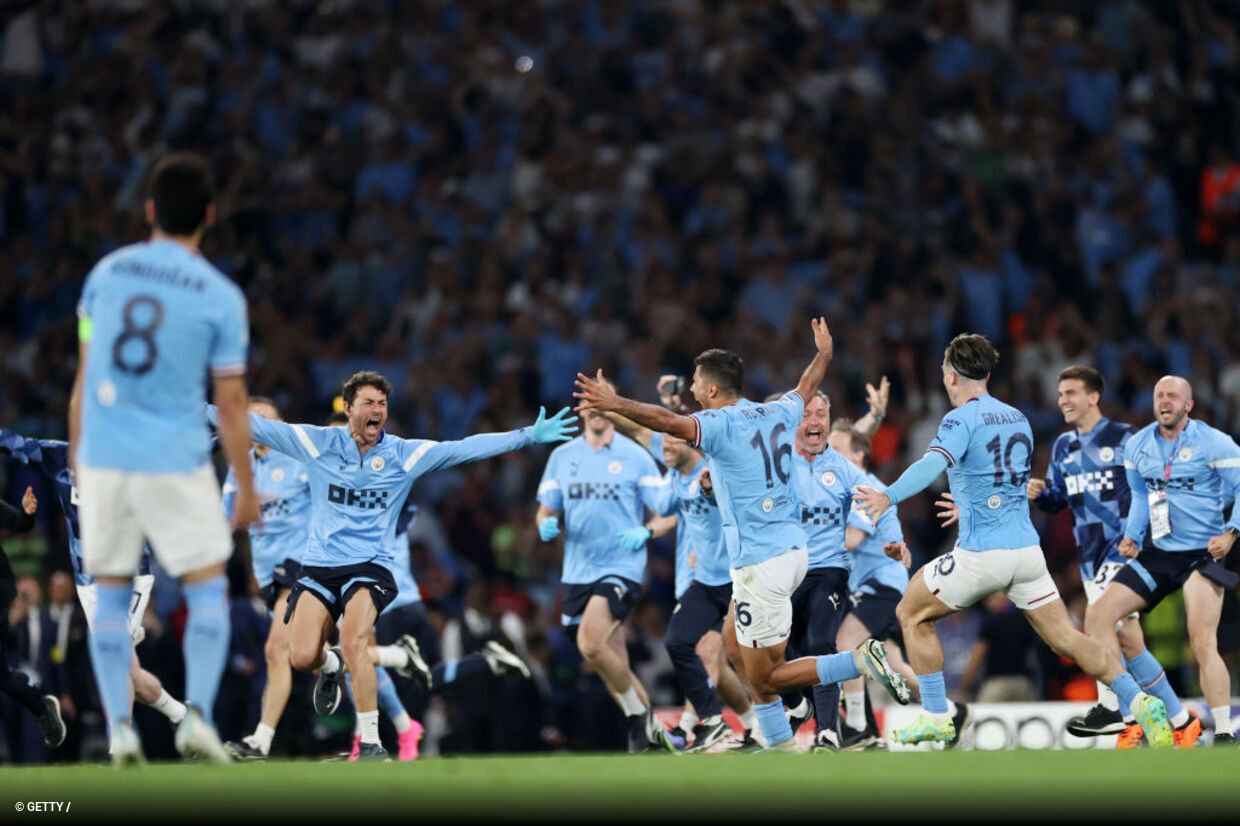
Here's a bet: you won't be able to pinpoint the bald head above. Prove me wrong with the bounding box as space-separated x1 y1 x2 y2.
1153 375 1194 434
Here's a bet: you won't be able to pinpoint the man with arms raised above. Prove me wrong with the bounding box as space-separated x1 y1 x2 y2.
853 334 1172 748
1085 376 1240 746
575 319 909 752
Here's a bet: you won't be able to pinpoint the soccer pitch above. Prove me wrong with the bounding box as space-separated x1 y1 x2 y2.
6 750 1237 821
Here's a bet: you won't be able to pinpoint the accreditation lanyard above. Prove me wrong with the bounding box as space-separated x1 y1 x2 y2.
1150 428 1186 539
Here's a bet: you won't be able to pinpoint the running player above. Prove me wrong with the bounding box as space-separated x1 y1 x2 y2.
852 334 1173 748
1086 375 1240 746
0 429 188 732
1028 366 1199 748
70 152 261 764
536 409 674 753
574 318 909 752
210 371 575 759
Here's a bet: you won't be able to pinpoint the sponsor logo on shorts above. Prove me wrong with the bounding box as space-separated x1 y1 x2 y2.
987 494 1002 510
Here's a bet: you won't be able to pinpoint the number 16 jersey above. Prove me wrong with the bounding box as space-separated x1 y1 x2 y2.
78 239 249 473
691 392 808 569
929 393 1040 552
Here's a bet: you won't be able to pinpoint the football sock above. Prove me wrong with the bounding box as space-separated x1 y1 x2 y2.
615 686 646 716
390 710 413 735
737 707 758 732
321 649 342 674
148 689 187 724
375 646 408 670
358 710 380 745
844 690 867 731
87 582 136 728
1126 650 1187 727
374 668 406 722
250 723 275 754
1212 707 1233 736
1096 681 1119 712
182 575 230 714
816 651 860 685
1110 673 1142 713
917 671 949 716
678 709 699 732
755 699 795 747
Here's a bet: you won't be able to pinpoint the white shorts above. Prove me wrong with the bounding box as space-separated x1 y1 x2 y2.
1083 561 1141 625
78 574 155 645
730 548 808 649
923 545 1059 611
78 464 232 579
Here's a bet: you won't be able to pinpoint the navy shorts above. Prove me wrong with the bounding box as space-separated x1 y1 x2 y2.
560 576 642 627
665 581 733 648
1113 547 1240 611
787 566 851 657
286 562 398 624
848 582 903 641
262 558 303 612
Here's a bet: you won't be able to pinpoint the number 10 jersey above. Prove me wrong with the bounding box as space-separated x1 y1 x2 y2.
928 393 1041 552
78 239 248 473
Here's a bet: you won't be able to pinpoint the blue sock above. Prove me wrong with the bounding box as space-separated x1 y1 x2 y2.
375 667 406 721
815 651 860 685
182 575 229 715
1110 672 1141 710
918 671 948 714
87 583 136 729
755 698 794 746
1126 650 1184 722
430 654 489 693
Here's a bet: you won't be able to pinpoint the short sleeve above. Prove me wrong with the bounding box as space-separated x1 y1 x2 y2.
537 449 564 511
210 284 249 376
647 431 664 462
691 408 727 454
77 263 102 319
927 409 972 467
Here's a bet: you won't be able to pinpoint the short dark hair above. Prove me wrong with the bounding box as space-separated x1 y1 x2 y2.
1057 365 1105 396
248 395 280 417
341 370 393 405
694 349 744 395
944 334 999 381
325 411 349 425
146 152 213 235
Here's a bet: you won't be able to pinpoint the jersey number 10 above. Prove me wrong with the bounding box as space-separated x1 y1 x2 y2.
985 433 1032 488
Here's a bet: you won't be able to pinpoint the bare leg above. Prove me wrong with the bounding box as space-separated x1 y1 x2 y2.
1183 572 1229 710
259 590 294 729
338 591 379 713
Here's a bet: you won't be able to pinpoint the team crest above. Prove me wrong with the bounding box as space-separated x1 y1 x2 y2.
608 461 623 474
300 472 309 483
1099 447 1114 463
370 456 386 471
98 380 117 407
761 497 774 513
820 471 837 487
272 468 285 482
689 480 700 496
987 494 1002 510
1179 447 1192 462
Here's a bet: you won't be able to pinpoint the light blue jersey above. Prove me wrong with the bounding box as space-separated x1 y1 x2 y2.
647 431 692 596
383 498 423 612
651 455 731 592
537 434 663 585
208 406 536 570
690 393 808 569
927 394 1040 551
79 240 248 473
794 447 902 571
848 471 909 595
223 449 311 589
1122 419 1240 551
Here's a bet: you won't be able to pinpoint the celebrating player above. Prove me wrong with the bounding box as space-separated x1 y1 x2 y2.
852 334 1173 748
70 152 261 764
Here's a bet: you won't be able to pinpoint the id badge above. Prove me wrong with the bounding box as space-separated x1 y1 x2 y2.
1149 490 1171 540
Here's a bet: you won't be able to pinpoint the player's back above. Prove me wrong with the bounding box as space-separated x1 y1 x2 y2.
79 239 247 473
936 394 1040 551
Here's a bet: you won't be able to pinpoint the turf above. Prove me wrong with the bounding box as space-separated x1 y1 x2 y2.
5 749 1237 822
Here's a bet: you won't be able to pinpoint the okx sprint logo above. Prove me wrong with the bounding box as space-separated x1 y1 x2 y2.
328 484 390 510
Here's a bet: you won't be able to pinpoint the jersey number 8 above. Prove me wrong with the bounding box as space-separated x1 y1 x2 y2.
111 295 165 375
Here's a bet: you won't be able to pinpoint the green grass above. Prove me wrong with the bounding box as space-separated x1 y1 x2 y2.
5 750 1238 821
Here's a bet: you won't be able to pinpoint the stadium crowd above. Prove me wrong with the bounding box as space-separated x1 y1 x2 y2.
2 0 1240 761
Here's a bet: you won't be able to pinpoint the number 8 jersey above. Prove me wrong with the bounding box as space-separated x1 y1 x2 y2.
929 393 1040 552
78 239 248 473
691 392 808 569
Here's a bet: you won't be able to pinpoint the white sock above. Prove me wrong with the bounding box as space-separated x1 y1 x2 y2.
376 646 409 670
322 649 342 674
248 723 275 755
1212 706 1233 736
358 711 380 745
738 707 758 732
678 709 699 731
391 710 413 734
615 686 646 716
946 699 958 717
844 691 867 731
1170 709 1189 728
1097 682 1120 712
786 697 809 720
149 690 187 724
1127 694 1146 718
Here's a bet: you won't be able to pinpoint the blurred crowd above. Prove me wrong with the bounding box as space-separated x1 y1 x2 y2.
3 0 1240 761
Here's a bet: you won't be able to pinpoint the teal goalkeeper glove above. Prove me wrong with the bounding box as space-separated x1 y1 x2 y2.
532 406 579 443
539 517 561 541
615 526 652 551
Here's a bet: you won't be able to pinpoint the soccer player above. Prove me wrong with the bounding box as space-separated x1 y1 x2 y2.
574 318 910 752
826 425 932 751
852 334 1174 748
536 408 674 753
783 392 907 751
220 397 312 760
210 371 575 759
0 486 67 750
1027 367 1199 748
604 408 760 752
1085 375 1240 746
69 152 261 764
0 429 189 731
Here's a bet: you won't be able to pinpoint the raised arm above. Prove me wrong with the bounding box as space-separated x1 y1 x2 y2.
206 404 328 464
603 411 655 449
853 375 888 437
794 317 834 405
574 370 696 441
